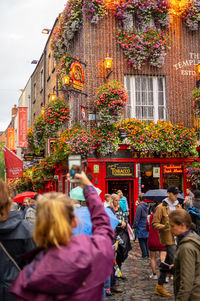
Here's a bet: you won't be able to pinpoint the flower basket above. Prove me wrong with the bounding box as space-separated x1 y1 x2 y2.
191 88 200 116
94 80 128 126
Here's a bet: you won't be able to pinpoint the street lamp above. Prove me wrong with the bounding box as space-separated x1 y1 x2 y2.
42 28 51 34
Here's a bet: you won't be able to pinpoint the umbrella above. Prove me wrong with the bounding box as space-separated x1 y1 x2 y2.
142 189 184 203
70 185 102 201
73 206 119 236
13 191 37 204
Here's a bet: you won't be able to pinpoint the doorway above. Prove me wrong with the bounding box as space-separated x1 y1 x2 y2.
107 179 134 224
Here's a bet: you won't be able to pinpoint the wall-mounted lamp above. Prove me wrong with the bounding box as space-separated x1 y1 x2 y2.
62 75 70 86
49 93 57 101
31 60 38 64
196 64 200 88
104 0 121 9
104 55 113 80
41 107 45 116
42 28 51 34
170 0 188 15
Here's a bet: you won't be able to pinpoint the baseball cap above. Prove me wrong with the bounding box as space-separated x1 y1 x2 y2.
167 186 179 195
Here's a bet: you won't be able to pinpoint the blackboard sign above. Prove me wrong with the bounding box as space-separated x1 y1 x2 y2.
106 162 134 178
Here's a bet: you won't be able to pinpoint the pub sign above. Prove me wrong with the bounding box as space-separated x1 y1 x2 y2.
106 162 134 178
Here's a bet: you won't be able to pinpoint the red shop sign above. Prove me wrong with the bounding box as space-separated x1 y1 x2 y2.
163 164 182 174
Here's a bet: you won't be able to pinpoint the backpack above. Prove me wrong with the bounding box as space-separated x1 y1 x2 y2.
188 207 200 235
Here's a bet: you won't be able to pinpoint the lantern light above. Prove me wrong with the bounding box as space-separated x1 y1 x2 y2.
197 64 200 74
104 55 113 81
170 0 188 15
104 56 113 70
50 94 57 101
62 75 70 86
41 107 45 115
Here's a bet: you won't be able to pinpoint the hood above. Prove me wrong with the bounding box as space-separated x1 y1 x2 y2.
179 232 200 250
139 202 149 213
163 198 179 207
0 210 22 234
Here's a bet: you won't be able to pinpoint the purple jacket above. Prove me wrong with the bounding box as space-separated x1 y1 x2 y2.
10 186 114 301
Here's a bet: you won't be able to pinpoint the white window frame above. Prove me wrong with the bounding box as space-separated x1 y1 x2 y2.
124 75 167 122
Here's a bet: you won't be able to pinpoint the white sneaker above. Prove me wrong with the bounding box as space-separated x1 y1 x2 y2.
149 274 158 280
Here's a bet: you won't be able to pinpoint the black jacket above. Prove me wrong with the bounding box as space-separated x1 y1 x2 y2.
0 210 35 301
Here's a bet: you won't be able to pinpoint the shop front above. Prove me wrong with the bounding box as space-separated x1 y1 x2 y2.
86 149 193 225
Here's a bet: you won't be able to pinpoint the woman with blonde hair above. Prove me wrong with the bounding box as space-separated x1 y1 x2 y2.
10 172 114 301
0 179 34 301
169 209 200 301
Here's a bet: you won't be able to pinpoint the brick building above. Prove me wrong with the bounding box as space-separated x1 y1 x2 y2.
11 1 200 219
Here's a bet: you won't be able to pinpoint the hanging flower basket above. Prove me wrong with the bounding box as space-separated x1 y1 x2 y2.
191 87 200 116
43 98 71 136
83 0 107 24
186 162 200 187
94 80 128 125
116 26 168 69
182 0 200 31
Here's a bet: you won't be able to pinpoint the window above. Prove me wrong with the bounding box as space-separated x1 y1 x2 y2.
122 14 154 31
33 83 36 103
47 53 51 79
124 75 166 122
40 69 44 91
123 14 135 30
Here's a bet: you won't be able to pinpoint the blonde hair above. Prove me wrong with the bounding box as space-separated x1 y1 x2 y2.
33 192 75 249
110 193 119 208
0 179 12 221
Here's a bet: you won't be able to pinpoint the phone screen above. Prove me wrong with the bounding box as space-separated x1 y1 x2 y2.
68 155 81 182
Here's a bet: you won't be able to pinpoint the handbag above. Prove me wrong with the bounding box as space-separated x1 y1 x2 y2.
0 241 21 271
127 223 135 241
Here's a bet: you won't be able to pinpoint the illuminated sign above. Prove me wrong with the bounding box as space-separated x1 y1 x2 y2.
106 162 134 178
163 164 182 174
70 62 85 91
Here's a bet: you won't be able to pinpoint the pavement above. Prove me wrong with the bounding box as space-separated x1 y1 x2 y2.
107 241 175 301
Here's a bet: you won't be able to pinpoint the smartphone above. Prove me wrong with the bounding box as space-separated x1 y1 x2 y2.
68 155 81 183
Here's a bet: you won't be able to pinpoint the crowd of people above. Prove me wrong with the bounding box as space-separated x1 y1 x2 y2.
0 173 200 301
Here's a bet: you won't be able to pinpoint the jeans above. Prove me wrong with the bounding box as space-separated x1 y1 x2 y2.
158 244 176 285
138 238 149 258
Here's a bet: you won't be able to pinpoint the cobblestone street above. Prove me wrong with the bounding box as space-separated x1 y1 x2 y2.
108 241 175 301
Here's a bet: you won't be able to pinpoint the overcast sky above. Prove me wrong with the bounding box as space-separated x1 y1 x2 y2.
0 0 67 131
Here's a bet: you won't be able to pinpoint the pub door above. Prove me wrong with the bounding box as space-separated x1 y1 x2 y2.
107 179 134 225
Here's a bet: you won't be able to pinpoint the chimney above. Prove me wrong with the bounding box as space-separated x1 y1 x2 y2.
11 105 18 118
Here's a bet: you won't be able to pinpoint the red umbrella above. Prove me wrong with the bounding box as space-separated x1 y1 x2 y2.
13 191 37 204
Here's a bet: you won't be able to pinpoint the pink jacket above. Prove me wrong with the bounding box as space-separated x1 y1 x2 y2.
10 186 115 301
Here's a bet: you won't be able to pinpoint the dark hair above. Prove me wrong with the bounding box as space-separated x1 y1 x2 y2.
169 209 192 229
33 193 40 201
194 190 200 199
167 186 179 195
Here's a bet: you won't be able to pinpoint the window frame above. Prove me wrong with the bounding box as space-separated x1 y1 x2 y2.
124 75 167 122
